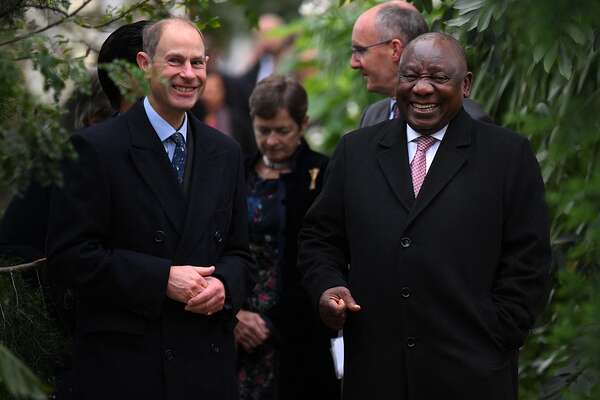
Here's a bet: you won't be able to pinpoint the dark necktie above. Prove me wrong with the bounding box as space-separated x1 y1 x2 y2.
170 131 186 184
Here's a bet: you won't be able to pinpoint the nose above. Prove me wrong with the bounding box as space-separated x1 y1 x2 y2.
350 53 361 69
179 60 195 79
412 78 434 96
266 133 279 146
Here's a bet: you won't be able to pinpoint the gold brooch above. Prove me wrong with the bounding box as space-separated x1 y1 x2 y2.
308 168 320 190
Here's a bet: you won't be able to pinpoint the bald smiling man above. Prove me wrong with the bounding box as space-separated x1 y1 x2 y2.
351 1 492 127
299 32 550 400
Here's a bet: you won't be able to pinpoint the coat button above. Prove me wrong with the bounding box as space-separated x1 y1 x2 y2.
164 349 175 360
210 343 220 353
400 287 411 298
400 237 411 248
214 231 223 243
154 230 166 243
406 337 416 348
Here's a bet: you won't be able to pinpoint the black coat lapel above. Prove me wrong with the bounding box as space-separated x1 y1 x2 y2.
405 109 472 228
127 101 186 234
376 119 415 212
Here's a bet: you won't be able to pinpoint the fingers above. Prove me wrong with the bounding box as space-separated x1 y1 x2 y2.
234 313 270 352
341 291 361 312
319 286 360 330
166 266 210 303
194 265 215 276
185 277 225 315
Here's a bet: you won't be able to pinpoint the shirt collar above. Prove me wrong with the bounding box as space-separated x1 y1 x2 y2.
406 123 447 143
143 97 188 143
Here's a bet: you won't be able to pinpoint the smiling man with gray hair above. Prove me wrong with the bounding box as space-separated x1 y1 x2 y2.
351 1 492 126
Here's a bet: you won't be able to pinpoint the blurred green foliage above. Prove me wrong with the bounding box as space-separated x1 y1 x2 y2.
283 0 600 399
1 0 600 398
0 262 61 399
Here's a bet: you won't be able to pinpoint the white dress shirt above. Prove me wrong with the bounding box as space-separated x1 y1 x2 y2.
406 124 447 173
143 97 188 161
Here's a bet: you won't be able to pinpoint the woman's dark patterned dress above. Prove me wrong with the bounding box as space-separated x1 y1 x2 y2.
238 173 286 400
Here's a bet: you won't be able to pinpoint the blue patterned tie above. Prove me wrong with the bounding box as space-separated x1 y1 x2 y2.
170 131 186 184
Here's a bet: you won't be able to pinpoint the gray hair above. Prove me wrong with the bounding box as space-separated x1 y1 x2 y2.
142 17 204 58
375 6 429 44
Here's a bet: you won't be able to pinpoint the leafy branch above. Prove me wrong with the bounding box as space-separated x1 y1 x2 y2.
0 0 93 48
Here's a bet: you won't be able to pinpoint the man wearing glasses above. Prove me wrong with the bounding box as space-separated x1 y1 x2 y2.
47 17 253 400
351 1 491 127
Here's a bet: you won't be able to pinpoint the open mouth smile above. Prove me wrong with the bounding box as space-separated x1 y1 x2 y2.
411 103 438 112
173 85 197 94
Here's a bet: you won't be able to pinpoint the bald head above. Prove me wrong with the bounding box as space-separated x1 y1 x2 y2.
356 2 427 44
401 32 468 74
396 32 473 135
351 1 429 96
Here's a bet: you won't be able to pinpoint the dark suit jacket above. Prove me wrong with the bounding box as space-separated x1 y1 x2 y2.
359 97 493 127
244 141 340 400
47 101 254 400
299 109 551 400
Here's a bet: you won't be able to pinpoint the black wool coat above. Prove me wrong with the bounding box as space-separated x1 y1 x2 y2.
299 109 551 400
244 141 340 400
47 101 254 400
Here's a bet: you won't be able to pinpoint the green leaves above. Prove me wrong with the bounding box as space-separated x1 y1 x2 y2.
0 344 48 400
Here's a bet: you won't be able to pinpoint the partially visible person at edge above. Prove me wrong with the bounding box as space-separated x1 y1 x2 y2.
47 17 254 399
298 32 551 400
0 19 150 264
351 0 493 127
97 19 152 114
235 75 340 400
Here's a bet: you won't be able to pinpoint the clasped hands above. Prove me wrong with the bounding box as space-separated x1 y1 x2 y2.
319 286 361 330
166 265 225 315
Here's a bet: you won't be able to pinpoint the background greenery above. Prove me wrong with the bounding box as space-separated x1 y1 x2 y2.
1 0 599 398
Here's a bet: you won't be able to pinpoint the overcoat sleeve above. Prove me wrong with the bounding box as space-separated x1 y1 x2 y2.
47 134 172 320
493 138 551 350
298 136 351 309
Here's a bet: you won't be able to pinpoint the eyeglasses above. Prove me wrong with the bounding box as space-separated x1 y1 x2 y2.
351 39 393 58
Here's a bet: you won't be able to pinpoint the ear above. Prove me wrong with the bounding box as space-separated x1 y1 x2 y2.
136 51 151 73
390 39 404 62
462 72 473 98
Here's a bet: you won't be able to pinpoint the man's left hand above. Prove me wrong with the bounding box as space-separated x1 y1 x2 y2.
185 276 226 315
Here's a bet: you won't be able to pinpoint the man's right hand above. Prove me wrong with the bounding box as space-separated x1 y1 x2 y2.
166 265 215 304
319 286 361 330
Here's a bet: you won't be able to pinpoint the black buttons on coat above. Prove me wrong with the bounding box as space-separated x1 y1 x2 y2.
210 343 221 353
400 237 411 248
406 337 416 348
400 287 411 298
164 349 175 360
214 231 223 243
154 230 166 243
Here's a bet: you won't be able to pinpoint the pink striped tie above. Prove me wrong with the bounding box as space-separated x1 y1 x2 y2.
410 135 437 197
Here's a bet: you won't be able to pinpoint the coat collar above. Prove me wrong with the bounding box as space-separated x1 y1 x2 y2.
126 101 224 239
376 108 473 228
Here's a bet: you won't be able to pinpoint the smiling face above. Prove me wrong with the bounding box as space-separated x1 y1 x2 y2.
253 108 306 163
350 13 400 96
396 36 472 135
137 20 207 127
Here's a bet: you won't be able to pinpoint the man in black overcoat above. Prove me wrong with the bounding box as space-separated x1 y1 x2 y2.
47 17 254 399
298 33 551 400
